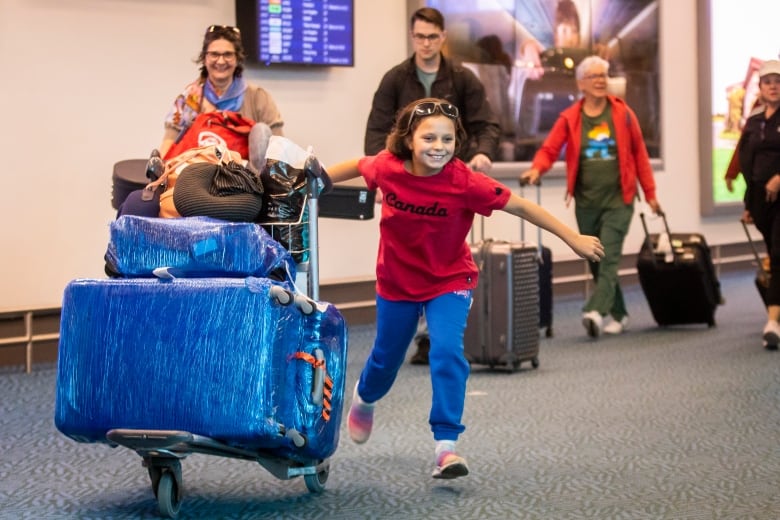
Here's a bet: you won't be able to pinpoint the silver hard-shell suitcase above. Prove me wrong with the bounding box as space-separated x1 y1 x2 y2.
464 239 540 371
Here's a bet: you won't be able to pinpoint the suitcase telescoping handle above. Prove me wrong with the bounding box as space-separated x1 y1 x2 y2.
638 208 672 239
638 208 673 266
741 218 765 267
517 177 544 253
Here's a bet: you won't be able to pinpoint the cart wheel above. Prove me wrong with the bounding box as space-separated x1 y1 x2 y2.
156 471 181 518
294 294 316 315
531 357 540 369
545 327 553 338
510 359 521 372
270 285 293 305
304 466 329 493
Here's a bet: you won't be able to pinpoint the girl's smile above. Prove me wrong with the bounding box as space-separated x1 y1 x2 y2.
408 115 456 176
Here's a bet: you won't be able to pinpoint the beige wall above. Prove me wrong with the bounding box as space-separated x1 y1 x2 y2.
0 1 740 309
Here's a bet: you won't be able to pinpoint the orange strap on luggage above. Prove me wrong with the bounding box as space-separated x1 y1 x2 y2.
292 352 333 421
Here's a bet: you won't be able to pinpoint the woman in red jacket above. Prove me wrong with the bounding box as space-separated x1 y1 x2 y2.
520 55 662 338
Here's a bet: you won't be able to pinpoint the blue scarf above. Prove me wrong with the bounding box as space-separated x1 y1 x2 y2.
204 76 247 112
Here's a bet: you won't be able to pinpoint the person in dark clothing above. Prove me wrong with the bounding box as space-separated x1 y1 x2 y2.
364 8 500 172
364 7 501 365
736 59 780 349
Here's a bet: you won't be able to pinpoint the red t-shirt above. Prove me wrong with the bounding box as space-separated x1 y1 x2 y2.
358 151 512 301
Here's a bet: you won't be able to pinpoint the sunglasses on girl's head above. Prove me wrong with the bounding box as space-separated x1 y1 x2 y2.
405 101 460 132
207 25 241 35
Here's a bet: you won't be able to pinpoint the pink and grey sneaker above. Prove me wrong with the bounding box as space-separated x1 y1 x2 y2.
432 451 469 479
347 383 374 444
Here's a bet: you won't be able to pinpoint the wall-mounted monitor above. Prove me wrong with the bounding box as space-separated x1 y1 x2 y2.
236 0 355 67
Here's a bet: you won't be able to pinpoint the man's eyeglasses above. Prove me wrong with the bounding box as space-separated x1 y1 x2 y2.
405 101 459 132
412 32 442 43
207 25 241 36
205 51 237 62
582 72 608 81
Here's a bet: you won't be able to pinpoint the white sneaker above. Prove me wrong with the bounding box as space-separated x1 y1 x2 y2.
762 320 780 350
582 311 602 338
603 316 630 335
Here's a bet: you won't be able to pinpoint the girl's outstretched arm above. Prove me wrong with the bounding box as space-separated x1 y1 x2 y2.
326 158 363 184
501 193 605 262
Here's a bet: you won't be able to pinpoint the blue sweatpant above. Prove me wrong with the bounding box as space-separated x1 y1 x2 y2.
356 291 472 441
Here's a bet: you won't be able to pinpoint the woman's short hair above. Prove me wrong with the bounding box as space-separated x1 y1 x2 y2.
576 55 610 80
385 97 467 160
198 25 246 79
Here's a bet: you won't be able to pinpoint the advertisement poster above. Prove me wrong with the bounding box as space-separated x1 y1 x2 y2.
707 0 780 205
419 0 660 162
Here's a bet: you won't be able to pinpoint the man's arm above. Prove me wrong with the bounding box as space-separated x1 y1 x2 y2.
364 71 400 155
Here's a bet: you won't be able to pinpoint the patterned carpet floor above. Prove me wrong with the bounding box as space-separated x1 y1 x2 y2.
1 270 778 519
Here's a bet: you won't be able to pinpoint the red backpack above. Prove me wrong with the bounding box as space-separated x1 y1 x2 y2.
164 111 255 161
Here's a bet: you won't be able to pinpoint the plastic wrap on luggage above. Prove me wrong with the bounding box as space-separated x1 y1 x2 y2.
259 158 309 264
257 136 316 264
105 215 296 281
54 277 348 461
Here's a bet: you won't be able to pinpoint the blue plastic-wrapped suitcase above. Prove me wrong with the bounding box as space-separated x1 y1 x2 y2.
54 276 347 514
54 276 345 456
104 215 296 280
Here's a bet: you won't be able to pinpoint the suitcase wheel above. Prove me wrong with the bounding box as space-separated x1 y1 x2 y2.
509 356 540 372
304 463 329 493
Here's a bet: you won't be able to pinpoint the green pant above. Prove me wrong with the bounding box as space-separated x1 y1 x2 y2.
575 203 634 319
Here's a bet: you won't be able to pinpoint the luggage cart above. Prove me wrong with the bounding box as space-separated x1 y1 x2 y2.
73 168 338 518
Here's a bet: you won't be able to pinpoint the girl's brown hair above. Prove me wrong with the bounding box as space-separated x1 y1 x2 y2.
385 97 467 160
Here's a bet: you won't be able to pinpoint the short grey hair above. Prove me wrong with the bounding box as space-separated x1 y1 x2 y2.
576 56 610 80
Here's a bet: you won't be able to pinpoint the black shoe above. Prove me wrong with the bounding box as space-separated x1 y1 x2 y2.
410 336 430 365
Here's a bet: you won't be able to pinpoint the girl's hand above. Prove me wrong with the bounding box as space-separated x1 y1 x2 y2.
573 234 605 263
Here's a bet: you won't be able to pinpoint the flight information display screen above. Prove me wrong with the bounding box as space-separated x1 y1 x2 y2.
237 0 354 67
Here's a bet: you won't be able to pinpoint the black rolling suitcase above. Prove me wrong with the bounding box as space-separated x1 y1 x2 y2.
464 239 540 371
538 245 553 337
637 211 722 327
520 182 554 337
741 219 770 306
